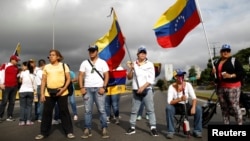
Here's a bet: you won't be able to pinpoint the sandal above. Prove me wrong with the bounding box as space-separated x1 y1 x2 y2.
35 134 44 140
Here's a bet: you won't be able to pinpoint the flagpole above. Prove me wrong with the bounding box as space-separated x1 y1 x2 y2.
194 0 217 78
50 0 59 49
124 43 140 88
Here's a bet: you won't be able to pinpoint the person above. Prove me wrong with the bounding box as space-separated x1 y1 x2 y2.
105 66 126 125
0 55 20 122
34 59 46 122
78 45 109 139
125 46 159 136
35 49 75 140
68 64 78 121
165 69 202 139
52 64 78 123
29 59 40 121
136 101 149 120
18 61 37 126
212 44 245 125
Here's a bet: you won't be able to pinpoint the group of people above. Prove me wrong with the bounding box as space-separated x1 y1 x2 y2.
0 43 245 140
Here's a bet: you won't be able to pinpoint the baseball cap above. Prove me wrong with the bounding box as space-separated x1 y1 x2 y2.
173 69 186 76
88 45 98 51
10 55 20 61
137 46 147 54
220 44 231 52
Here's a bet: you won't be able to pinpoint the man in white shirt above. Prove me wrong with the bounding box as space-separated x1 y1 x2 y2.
78 45 109 139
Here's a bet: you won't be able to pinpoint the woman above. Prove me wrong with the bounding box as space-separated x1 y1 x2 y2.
212 44 245 125
35 49 75 140
18 61 36 126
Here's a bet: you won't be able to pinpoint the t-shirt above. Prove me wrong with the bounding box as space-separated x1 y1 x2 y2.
79 58 109 87
19 70 37 93
43 62 69 96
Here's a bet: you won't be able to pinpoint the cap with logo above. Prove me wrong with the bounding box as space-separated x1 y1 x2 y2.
137 46 147 54
173 69 186 77
220 44 231 52
88 45 98 51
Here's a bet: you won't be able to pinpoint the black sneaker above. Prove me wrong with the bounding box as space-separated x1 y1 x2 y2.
151 128 159 136
125 127 136 135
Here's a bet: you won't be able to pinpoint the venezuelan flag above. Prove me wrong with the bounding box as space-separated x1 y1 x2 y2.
154 63 162 78
107 70 127 95
153 0 201 48
95 8 125 70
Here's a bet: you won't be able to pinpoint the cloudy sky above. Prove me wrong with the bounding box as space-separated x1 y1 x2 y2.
1 0 250 77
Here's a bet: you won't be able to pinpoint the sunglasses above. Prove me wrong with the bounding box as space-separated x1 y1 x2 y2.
220 49 231 53
91 66 96 73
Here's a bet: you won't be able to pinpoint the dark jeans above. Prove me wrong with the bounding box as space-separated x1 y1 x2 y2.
19 92 33 121
0 86 18 118
40 95 73 136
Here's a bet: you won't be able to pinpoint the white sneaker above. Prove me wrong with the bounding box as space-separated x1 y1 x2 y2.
73 115 78 121
26 120 34 125
52 119 60 125
136 116 142 121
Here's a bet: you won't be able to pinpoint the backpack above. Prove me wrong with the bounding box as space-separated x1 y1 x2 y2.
62 63 74 96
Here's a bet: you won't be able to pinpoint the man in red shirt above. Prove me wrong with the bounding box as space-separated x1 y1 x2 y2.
0 55 20 122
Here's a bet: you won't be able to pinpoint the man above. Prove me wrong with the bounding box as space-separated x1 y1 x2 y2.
78 45 109 139
35 59 46 122
0 55 20 122
165 69 202 139
29 59 40 121
125 46 159 136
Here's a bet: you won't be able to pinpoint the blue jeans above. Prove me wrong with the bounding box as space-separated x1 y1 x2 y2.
68 94 77 116
129 89 156 128
0 86 18 118
165 104 202 134
105 94 120 118
19 92 34 121
83 87 107 129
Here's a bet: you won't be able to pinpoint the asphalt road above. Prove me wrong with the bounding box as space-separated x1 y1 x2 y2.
0 90 237 141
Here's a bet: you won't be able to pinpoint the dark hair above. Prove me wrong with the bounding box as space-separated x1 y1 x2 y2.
49 49 64 62
38 59 46 67
22 61 34 74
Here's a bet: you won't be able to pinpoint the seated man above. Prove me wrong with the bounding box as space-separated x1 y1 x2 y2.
165 69 202 139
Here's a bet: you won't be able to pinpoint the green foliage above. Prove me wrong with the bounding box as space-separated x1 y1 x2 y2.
200 47 250 89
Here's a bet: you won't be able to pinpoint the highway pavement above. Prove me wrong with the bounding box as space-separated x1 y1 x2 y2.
0 90 231 141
